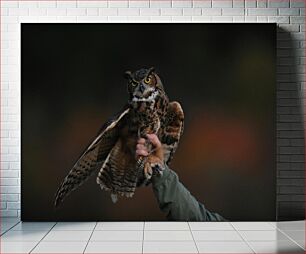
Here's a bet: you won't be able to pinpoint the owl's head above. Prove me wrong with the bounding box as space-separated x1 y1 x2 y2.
124 67 165 103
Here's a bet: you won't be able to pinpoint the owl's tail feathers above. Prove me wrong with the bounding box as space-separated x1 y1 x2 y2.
97 181 119 203
96 140 138 200
110 193 118 203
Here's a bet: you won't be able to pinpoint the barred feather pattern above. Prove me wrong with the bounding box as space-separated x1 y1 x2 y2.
96 139 138 199
54 107 130 208
54 146 99 207
162 102 184 165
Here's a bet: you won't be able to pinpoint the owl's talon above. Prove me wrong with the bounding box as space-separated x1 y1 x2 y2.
144 163 153 179
151 162 164 176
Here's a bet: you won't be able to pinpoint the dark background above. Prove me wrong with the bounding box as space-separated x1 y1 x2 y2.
22 24 276 221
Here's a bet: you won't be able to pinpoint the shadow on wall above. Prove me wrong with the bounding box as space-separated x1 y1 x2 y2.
276 27 305 221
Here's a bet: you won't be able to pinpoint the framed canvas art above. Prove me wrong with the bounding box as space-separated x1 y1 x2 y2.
22 24 276 221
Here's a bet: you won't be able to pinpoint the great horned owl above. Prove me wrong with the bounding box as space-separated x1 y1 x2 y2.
54 67 184 206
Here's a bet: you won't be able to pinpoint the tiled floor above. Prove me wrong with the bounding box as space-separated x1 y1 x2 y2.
0 218 304 253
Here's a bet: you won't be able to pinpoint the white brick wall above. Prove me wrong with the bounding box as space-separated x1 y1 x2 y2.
0 0 305 219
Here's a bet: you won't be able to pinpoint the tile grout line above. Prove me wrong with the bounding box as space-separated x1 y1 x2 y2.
142 221 145 254
29 221 58 254
187 221 200 254
0 220 20 236
83 221 97 254
276 227 305 251
93 229 191 231
228 221 236 231
267 221 277 229
229 222 256 254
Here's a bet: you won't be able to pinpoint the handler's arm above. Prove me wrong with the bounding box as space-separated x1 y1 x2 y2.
136 134 226 221
152 165 227 221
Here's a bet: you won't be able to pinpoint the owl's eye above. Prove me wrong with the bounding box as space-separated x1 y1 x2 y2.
129 80 137 87
144 76 151 84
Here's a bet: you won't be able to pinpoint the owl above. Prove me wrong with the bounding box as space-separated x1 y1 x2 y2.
54 67 184 206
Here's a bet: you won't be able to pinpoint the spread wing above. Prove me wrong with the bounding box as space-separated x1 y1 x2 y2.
54 106 130 208
161 101 184 165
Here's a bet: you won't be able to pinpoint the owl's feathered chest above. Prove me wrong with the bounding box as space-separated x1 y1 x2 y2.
128 95 169 136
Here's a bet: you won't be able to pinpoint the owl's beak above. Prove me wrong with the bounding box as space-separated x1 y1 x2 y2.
139 83 145 93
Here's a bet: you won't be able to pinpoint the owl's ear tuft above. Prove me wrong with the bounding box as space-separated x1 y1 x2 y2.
152 67 160 76
124 71 132 79
148 67 155 73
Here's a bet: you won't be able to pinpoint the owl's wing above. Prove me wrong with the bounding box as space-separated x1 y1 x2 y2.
162 101 184 165
54 106 130 208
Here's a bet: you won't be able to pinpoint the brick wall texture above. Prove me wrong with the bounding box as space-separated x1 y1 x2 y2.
0 0 305 220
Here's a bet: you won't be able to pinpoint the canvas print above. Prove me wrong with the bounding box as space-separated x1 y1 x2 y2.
22 24 276 221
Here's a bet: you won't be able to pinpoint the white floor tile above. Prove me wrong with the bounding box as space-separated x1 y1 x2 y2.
0 230 48 242
145 221 190 230
32 241 87 253
52 222 96 230
1 220 303 254
12 222 55 231
42 230 92 241
296 240 305 250
189 222 234 231
193 230 243 241
85 241 142 253
239 230 291 241
282 230 305 241
95 221 144 230
1 225 15 233
249 240 304 253
143 241 198 253
231 222 276 230
282 230 305 249
275 221 305 231
0 221 21 233
144 230 193 241
197 241 253 253
268 222 278 229
1 221 20 228
90 230 143 241
1 241 37 253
